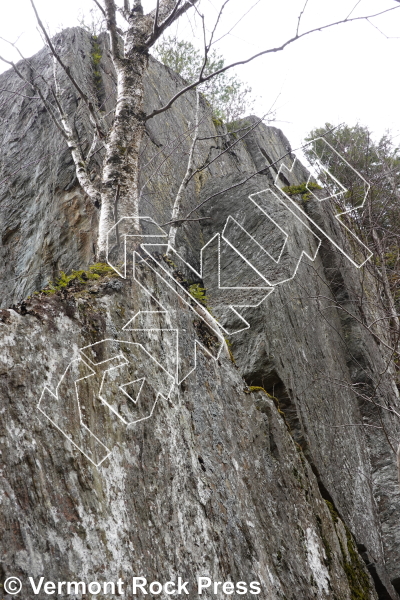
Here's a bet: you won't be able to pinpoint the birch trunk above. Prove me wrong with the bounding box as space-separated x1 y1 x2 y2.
97 5 152 259
97 61 147 258
167 89 200 250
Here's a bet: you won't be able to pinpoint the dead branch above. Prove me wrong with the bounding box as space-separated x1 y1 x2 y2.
0 87 39 99
29 0 106 139
167 88 201 249
92 0 107 17
185 113 270 188
0 53 67 139
147 0 199 46
296 0 309 36
145 5 400 121
103 0 121 60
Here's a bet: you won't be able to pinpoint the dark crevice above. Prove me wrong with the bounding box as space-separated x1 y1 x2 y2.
278 172 290 187
259 147 278 182
355 545 395 600
246 365 397 600
245 368 308 452
391 578 400 596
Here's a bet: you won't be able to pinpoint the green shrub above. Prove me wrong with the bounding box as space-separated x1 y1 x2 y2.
188 283 208 306
282 182 322 201
43 263 117 294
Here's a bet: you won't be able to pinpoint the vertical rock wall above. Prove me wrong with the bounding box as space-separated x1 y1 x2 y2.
1 27 399 600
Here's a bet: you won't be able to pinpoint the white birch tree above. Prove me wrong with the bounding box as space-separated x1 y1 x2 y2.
1 0 399 259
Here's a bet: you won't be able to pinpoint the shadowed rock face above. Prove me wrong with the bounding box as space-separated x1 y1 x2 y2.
1 27 400 600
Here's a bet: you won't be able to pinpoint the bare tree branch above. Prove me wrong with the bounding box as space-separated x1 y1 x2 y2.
366 17 400 39
48 60 101 205
346 0 362 20
0 34 55 91
208 0 231 48
163 124 341 226
145 5 400 121
212 0 262 46
146 0 198 46
0 156 49 188
85 132 99 162
167 88 201 249
296 0 309 36
0 53 68 139
0 87 39 99
92 0 106 17
185 113 269 189
153 0 160 37
198 12 208 81
173 149 296 224
29 0 106 139
197 122 253 140
139 106 214 202
103 0 121 60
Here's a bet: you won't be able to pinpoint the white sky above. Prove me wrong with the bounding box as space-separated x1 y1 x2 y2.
0 0 399 150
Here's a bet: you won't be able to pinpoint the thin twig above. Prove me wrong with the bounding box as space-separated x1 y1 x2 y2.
177 126 340 223
29 0 105 138
185 113 270 188
146 0 198 46
0 88 39 99
0 53 67 139
93 0 107 17
145 6 400 121
212 0 262 46
296 0 309 36
197 122 253 140
153 0 160 37
346 0 362 20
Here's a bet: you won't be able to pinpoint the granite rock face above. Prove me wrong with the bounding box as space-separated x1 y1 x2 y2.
0 28 399 600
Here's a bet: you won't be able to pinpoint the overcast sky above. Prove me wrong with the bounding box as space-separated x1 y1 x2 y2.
0 0 399 151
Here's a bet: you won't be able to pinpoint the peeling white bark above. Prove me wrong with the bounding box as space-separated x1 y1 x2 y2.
167 89 200 251
97 0 198 259
16 0 200 260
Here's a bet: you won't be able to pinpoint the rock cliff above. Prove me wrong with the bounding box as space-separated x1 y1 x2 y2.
1 28 400 600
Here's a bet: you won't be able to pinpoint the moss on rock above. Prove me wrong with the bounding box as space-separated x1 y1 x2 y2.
39 263 118 295
282 181 322 201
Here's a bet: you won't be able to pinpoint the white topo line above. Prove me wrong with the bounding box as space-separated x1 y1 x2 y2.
37 140 373 465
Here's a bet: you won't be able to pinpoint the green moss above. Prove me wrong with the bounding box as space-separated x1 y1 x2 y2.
324 499 338 524
248 386 287 420
91 35 103 91
248 386 281 404
324 500 370 600
282 181 322 201
212 116 224 128
42 263 117 295
188 283 208 306
341 528 371 600
248 385 270 395
88 262 118 276
225 338 235 364
163 254 178 269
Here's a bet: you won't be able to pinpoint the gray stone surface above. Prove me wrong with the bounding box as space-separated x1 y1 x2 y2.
0 269 379 600
199 174 400 598
0 27 399 600
0 28 254 307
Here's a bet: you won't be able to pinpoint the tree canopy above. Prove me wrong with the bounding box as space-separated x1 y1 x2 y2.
153 35 254 124
304 122 400 343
